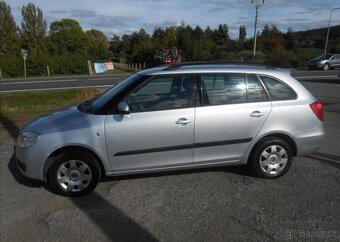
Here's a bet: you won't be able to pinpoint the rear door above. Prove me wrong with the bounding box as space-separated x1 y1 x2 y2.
194 73 272 164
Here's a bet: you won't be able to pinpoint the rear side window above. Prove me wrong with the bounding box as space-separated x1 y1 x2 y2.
201 74 247 105
247 75 268 102
259 76 297 101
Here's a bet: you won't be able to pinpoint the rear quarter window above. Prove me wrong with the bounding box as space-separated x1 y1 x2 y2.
259 76 297 101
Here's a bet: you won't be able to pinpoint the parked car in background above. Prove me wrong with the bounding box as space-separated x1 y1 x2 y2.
15 63 325 196
307 53 340 70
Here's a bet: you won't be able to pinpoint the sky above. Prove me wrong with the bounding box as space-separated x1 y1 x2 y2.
8 0 340 39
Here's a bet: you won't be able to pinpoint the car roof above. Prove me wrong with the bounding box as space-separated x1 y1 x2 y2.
137 63 290 76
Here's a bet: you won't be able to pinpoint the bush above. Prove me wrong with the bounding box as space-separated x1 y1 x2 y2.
47 54 88 75
264 50 303 68
0 55 23 78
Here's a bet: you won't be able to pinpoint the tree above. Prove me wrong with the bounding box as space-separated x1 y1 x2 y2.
0 1 19 56
204 26 213 39
239 25 247 42
261 24 271 38
49 19 89 54
214 24 229 46
110 34 123 58
20 3 47 56
0 1 22 77
164 27 177 47
126 29 154 63
86 29 109 60
177 25 193 61
284 27 295 50
270 25 282 37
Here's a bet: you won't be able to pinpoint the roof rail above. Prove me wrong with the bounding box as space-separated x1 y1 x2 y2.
163 61 276 71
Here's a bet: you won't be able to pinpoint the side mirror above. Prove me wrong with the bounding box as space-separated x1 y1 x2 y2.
117 101 130 114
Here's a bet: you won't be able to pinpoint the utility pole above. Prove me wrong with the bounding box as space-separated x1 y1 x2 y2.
324 7 340 55
252 0 265 58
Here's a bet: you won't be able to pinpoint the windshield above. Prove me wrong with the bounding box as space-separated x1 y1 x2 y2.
89 74 143 114
316 54 333 60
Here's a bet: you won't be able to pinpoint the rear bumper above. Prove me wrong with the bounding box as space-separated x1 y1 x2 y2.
294 123 325 156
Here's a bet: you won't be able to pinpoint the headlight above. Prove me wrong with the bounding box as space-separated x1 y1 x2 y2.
17 131 40 148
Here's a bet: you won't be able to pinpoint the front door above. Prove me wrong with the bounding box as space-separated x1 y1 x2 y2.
194 73 272 164
105 75 195 171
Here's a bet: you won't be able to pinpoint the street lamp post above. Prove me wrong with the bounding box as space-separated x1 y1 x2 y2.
252 0 265 58
324 7 340 55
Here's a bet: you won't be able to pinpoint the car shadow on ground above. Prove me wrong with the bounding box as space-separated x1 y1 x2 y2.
70 192 159 241
0 112 20 140
7 154 159 242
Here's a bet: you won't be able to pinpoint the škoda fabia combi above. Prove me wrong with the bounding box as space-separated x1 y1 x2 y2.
15 63 324 196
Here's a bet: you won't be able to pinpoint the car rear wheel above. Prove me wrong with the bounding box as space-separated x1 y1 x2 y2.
47 151 101 196
323 63 330 71
249 137 293 178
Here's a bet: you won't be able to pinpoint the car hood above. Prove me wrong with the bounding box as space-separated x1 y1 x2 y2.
22 106 98 134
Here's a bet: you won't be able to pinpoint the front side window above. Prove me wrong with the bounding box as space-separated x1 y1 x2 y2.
200 74 247 106
125 75 192 112
259 76 297 101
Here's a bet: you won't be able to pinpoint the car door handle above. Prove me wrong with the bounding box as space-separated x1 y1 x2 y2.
250 111 265 118
176 118 192 125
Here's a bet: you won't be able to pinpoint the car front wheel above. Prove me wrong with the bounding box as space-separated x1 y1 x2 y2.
250 137 293 178
47 151 101 196
323 63 330 71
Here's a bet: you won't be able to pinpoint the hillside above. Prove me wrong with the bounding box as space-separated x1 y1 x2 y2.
293 25 340 51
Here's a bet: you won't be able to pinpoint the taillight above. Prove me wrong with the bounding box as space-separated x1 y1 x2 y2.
310 101 324 122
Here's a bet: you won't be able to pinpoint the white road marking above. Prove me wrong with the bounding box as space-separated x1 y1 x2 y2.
0 85 114 93
1 79 78 85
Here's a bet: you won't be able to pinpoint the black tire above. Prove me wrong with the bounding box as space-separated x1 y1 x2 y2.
323 63 330 71
249 137 293 178
47 151 101 196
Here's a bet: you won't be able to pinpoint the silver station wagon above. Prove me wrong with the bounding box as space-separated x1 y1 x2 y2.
15 63 325 196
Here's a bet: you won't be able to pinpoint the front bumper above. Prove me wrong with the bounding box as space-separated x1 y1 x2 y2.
308 62 324 68
15 145 49 181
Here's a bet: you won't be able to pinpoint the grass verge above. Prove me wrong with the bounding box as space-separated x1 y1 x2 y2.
0 88 100 142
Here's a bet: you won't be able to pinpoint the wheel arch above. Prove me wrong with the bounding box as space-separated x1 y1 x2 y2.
247 133 298 164
44 145 106 181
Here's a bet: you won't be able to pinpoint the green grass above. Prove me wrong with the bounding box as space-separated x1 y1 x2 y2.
105 68 130 74
0 88 100 141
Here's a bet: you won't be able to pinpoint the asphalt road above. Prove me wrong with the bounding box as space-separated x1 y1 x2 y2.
0 70 339 92
0 80 339 241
